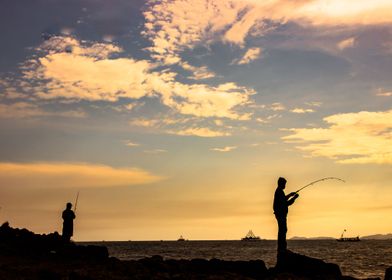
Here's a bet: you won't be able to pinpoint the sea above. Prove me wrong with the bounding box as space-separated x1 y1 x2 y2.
81 240 392 279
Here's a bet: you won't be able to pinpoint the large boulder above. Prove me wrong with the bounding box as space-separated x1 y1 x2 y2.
274 250 342 279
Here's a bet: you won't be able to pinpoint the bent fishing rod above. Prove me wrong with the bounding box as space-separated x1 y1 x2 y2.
295 177 345 193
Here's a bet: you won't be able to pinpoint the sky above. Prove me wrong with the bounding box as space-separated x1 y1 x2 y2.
0 0 391 241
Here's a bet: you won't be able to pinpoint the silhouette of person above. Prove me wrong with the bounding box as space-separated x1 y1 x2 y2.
273 177 299 258
62 202 75 242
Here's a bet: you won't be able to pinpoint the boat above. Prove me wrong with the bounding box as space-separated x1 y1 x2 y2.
177 235 186 241
241 230 261 241
336 229 360 242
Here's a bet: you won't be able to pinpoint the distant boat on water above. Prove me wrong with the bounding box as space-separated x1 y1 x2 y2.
241 230 261 241
336 229 360 242
177 235 187 241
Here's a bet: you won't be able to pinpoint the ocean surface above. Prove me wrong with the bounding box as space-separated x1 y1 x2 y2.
81 240 392 279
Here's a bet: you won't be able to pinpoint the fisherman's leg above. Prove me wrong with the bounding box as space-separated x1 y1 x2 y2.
277 216 287 253
62 234 70 242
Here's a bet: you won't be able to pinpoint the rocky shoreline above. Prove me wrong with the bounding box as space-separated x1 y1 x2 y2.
0 223 389 280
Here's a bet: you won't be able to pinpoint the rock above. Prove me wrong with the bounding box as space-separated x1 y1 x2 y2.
0 222 108 262
274 250 341 279
209 258 267 279
385 267 392 280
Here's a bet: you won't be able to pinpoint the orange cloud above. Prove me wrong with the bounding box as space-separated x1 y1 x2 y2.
0 162 163 188
33 53 151 101
22 36 254 121
143 0 392 56
283 109 392 164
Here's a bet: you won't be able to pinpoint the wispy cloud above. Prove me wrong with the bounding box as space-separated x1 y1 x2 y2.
180 62 216 80
269 103 286 111
337 37 355 50
171 127 230 137
376 88 392 97
283 109 392 164
0 102 86 119
232 47 262 65
305 102 322 107
0 162 163 188
143 0 392 59
129 118 159 128
125 141 140 147
255 114 280 124
143 149 167 154
290 108 315 114
210 146 237 152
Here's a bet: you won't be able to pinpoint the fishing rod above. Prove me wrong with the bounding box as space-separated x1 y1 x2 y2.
74 191 80 213
295 177 345 193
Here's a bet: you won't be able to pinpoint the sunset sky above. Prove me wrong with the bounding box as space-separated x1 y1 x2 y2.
0 0 391 241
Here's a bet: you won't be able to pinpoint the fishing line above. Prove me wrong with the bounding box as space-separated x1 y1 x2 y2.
295 177 345 193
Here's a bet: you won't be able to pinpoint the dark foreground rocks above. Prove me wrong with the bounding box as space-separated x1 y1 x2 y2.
0 222 388 280
273 250 341 279
385 267 392 280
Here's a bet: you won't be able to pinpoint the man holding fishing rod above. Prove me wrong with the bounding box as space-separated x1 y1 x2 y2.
62 192 79 242
273 177 299 261
273 176 345 264
62 202 76 242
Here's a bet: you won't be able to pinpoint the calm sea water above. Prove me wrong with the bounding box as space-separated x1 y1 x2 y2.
81 240 392 279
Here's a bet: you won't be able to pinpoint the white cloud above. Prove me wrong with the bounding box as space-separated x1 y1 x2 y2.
283 109 392 164
210 146 237 152
232 47 262 65
291 108 315 114
0 162 163 188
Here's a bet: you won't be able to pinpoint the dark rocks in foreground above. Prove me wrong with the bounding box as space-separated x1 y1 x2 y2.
385 267 392 280
0 222 388 280
274 250 342 279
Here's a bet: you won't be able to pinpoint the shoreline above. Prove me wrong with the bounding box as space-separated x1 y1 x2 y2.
1 223 390 280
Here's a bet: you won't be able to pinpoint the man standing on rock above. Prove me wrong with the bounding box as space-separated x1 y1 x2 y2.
62 202 76 242
273 177 299 259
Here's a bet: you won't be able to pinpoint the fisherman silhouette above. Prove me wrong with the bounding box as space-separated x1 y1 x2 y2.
273 177 299 261
62 202 75 242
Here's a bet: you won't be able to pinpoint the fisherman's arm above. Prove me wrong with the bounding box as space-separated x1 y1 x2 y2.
287 193 299 206
286 192 297 199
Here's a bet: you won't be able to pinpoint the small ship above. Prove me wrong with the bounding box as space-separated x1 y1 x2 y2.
241 230 261 241
336 229 360 242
